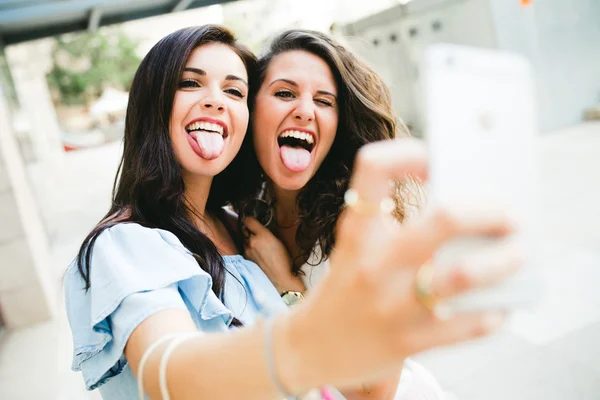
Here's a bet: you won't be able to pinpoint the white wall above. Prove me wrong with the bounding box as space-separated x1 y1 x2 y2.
342 0 600 132
489 0 600 131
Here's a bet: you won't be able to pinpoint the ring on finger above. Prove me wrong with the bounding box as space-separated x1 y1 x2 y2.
415 260 441 313
344 188 395 216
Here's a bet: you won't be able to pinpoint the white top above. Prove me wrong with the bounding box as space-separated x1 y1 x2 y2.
300 245 330 289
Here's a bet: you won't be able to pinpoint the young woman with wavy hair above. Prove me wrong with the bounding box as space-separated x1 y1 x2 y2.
237 30 445 399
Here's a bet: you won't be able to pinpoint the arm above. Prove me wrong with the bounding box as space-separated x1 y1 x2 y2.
243 216 403 400
125 305 316 400
126 139 520 400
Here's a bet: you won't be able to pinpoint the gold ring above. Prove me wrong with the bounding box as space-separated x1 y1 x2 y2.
344 188 395 215
414 261 440 313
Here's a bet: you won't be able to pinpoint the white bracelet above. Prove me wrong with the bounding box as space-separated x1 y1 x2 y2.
137 334 182 400
159 333 200 400
265 316 295 398
137 322 293 399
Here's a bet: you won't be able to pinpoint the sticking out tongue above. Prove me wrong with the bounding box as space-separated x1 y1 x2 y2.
192 131 224 160
280 145 311 172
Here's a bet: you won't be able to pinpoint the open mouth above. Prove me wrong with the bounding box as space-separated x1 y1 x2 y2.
277 129 316 172
185 121 228 138
185 120 228 160
277 130 315 152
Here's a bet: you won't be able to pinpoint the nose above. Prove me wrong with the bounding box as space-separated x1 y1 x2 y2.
201 99 225 112
200 89 226 113
292 96 315 122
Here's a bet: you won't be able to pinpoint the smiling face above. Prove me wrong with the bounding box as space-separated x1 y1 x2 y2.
252 50 339 192
169 43 250 179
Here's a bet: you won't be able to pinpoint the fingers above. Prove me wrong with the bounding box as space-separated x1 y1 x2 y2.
399 204 517 262
407 311 507 353
349 138 428 207
243 216 279 252
432 238 524 299
242 216 265 235
241 223 253 240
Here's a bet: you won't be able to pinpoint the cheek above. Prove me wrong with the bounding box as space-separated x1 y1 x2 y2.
254 96 283 130
252 125 270 162
170 93 193 132
171 92 187 118
321 111 339 148
234 105 250 137
252 100 276 151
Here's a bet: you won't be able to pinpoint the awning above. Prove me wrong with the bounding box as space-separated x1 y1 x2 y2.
0 0 237 45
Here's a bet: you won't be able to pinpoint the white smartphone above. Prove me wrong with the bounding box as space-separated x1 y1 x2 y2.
422 43 542 313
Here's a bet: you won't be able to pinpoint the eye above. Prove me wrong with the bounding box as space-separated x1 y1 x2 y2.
225 88 245 98
179 79 200 89
315 98 334 107
274 90 295 99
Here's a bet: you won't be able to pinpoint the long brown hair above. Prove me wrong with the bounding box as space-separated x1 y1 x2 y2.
236 29 420 274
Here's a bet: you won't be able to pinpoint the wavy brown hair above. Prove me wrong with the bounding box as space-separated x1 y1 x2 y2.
236 29 420 274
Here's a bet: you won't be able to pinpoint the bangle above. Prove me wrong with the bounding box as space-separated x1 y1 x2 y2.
158 333 200 400
137 333 182 400
265 316 295 398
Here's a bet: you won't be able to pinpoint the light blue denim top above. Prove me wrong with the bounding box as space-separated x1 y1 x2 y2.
64 223 287 399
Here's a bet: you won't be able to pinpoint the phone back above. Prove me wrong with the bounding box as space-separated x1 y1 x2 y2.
422 43 541 312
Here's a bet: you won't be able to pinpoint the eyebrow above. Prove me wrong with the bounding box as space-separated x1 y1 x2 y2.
269 78 337 99
183 67 248 87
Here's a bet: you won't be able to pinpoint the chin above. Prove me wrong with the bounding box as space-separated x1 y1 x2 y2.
184 158 230 178
273 170 312 192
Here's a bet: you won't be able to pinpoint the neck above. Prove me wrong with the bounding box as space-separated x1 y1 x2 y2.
270 183 300 228
183 172 214 228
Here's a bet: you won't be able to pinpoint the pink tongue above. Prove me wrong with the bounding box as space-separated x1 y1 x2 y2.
280 145 311 172
194 131 224 160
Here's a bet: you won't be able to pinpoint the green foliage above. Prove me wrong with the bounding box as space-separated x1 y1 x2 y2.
47 29 141 105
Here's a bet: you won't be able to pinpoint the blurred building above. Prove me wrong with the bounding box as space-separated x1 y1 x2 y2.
340 0 600 133
0 39 60 332
222 0 404 51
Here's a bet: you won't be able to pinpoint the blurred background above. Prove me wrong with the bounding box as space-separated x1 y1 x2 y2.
0 0 599 399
